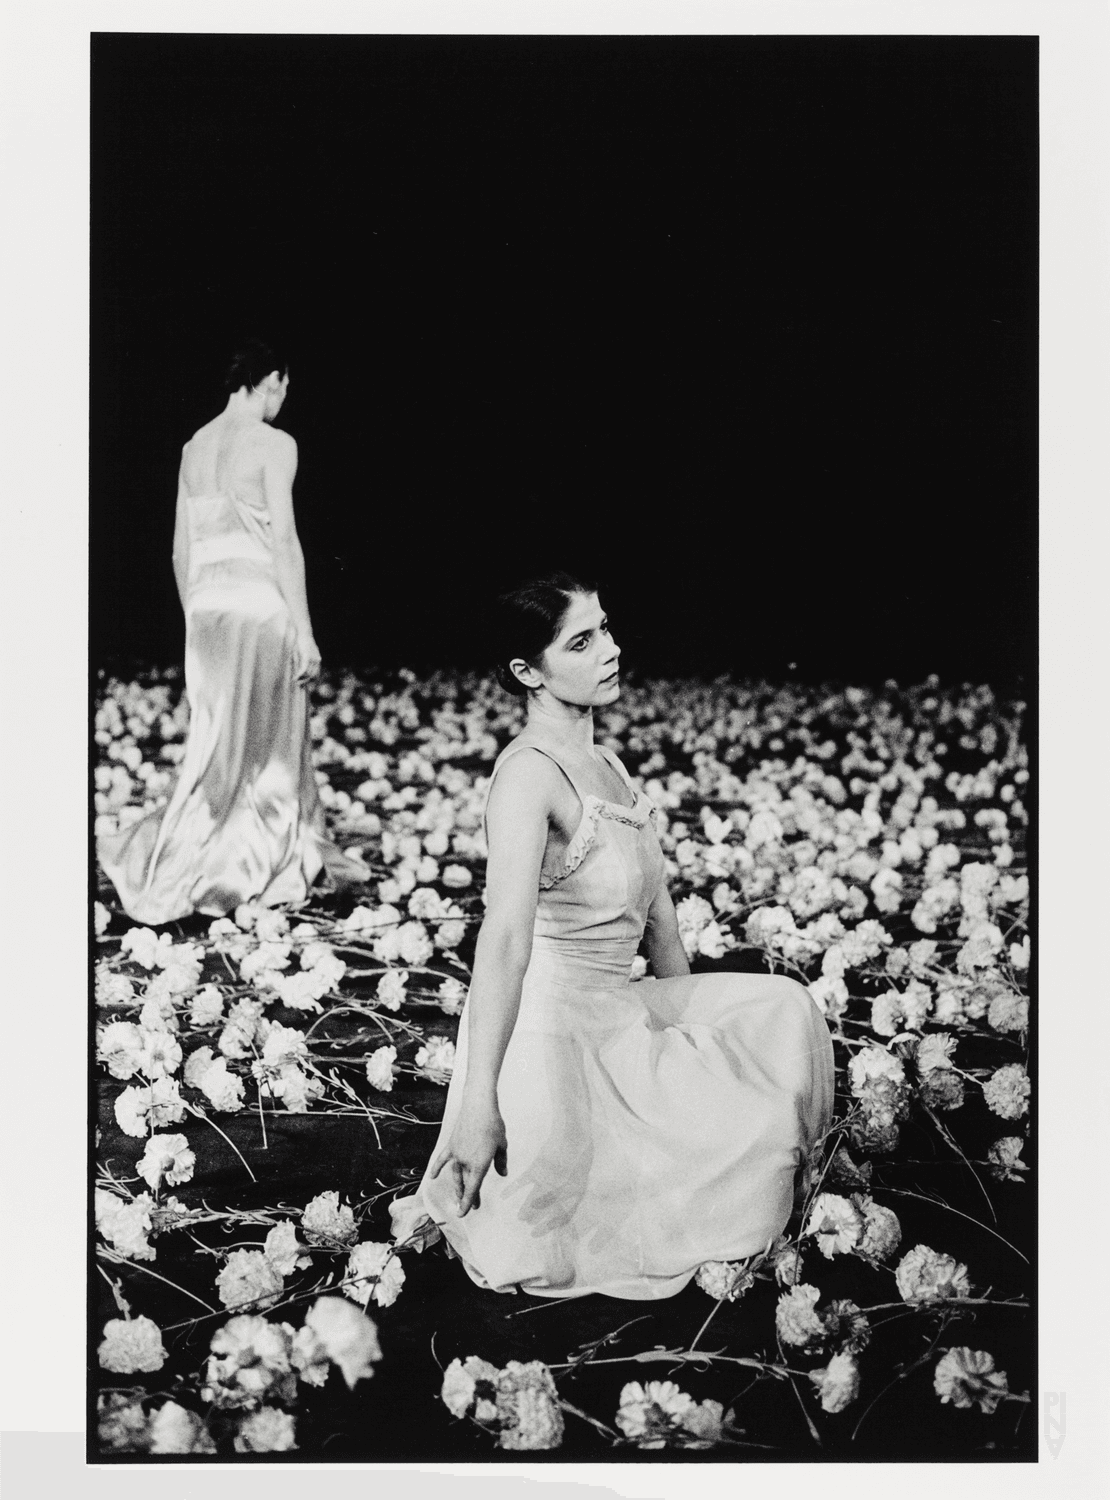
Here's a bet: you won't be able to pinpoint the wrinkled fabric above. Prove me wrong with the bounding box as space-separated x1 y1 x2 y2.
391 739 835 1300
98 490 333 924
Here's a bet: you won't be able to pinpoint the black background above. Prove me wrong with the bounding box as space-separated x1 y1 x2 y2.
91 34 1037 686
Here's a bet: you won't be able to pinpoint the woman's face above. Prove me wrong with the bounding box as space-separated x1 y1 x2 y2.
515 591 621 707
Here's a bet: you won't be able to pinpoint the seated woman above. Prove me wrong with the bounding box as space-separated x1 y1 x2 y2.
98 338 365 925
391 573 835 1300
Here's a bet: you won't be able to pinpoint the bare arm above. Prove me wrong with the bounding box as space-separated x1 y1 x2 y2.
171 456 190 611
644 883 692 979
429 751 554 1215
261 431 319 683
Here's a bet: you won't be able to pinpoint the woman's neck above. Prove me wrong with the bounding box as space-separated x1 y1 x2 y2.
524 692 596 756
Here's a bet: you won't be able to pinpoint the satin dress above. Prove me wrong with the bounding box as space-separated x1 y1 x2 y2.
391 740 835 1301
97 487 337 925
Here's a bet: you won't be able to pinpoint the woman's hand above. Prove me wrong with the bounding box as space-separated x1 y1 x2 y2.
429 1099 508 1216
294 632 322 686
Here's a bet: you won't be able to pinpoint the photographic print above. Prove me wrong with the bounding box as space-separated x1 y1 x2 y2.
90 32 1036 1463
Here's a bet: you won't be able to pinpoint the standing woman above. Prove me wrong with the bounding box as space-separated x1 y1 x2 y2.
98 339 364 925
391 573 835 1300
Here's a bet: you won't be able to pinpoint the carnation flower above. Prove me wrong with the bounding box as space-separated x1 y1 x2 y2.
303 1295 382 1389
808 974 849 1020
496 1360 566 1450
441 1355 502 1418
895 1244 972 1304
344 1241 406 1309
808 1350 860 1413
136 1132 195 1190
956 924 1004 975
234 1408 297 1452
98 1315 167 1374
264 1221 309 1277
218 998 265 1059
437 977 467 1014
696 920 730 959
260 1021 309 1067
137 1028 183 1079
804 1194 863 1259
982 1063 1031 1120
197 1055 246 1112
767 1233 805 1285
908 938 939 977
96 1188 156 1261
365 1045 397 1092
848 1045 906 1094
239 941 292 983
268 970 326 1011
377 970 408 1011
189 985 225 1027
934 1347 1010 1413
121 926 173 970
775 1283 828 1348
615 1380 722 1449
97 1021 145 1080
823 1298 872 1353
695 1259 756 1301
850 1195 902 1263
1009 935 1030 971
395 920 433 966
96 969 136 1007
986 1135 1028 1182
113 1078 186 1137
415 1035 456 1083
98 1392 151 1452
302 1191 359 1248
987 990 1029 1033
203 1315 295 1409
919 1069 966 1112
216 1249 285 1311
147 1401 217 1454
914 1031 958 1073
442 863 473 889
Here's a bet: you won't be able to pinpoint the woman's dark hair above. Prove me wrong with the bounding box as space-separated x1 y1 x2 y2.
224 337 289 395
492 571 598 696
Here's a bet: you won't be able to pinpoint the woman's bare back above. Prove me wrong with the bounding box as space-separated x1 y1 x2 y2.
181 413 292 508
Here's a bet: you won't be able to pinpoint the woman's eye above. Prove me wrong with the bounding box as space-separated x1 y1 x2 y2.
571 639 588 652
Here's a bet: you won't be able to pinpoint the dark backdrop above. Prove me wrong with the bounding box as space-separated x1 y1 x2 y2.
91 34 1037 686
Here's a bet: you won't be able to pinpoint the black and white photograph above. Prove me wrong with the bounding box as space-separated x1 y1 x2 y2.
4 3 1104 1487
85 29 1043 1465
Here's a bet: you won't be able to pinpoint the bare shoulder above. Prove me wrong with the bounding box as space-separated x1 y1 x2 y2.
261 426 297 461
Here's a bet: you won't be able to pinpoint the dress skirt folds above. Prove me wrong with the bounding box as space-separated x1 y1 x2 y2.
97 491 333 925
391 741 836 1301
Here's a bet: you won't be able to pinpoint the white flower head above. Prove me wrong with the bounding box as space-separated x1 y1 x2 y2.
986 1135 1028 1182
96 1188 156 1261
234 1408 297 1452
98 1315 167 1374
804 1194 863 1259
376 969 408 1011
113 1077 186 1137
189 984 225 1027
808 1350 861 1413
264 1220 309 1277
895 1244 972 1304
204 1315 295 1409
616 1380 721 1449
302 1191 359 1248
851 1195 903 1263
441 1355 501 1418
775 1283 828 1349
147 1401 217 1454
136 1132 196 1191
303 1295 382 1390
934 1347 1010 1414
982 1063 1031 1120
216 1249 285 1312
343 1241 406 1309
695 1259 756 1301
97 1021 145 1080
365 1044 397 1092
496 1361 566 1451
415 1035 456 1083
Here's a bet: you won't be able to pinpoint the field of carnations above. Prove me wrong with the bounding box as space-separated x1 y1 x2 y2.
93 667 1033 1461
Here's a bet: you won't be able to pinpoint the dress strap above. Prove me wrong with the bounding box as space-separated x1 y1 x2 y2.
481 740 590 838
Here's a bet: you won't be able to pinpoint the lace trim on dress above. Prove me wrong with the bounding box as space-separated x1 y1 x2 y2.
538 794 652 890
